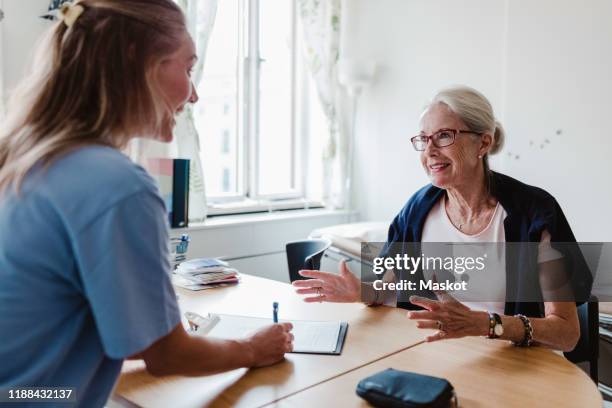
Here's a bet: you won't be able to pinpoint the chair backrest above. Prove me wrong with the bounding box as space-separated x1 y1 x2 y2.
564 296 599 383
285 238 332 282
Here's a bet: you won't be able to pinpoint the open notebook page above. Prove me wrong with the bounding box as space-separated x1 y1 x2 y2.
203 314 341 353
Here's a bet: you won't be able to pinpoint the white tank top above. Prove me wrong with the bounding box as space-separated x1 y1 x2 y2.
421 195 562 315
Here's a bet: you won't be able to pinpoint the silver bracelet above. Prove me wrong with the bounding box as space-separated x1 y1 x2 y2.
512 314 534 347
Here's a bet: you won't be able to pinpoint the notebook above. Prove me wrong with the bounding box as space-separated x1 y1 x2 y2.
189 313 348 355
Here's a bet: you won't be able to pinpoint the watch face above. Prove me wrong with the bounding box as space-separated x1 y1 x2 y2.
494 325 504 336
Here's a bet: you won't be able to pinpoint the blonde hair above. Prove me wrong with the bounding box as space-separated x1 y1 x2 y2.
0 0 186 194
428 86 505 178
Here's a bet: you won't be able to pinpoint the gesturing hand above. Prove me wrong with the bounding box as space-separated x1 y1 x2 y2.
292 260 361 303
407 291 489 342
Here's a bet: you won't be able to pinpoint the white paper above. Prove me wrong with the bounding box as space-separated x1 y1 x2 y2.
203 314 342 353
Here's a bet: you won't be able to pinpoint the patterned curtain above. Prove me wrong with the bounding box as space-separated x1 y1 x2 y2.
298 0 349 208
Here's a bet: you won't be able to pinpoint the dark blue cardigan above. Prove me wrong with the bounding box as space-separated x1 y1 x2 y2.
382 171 592 317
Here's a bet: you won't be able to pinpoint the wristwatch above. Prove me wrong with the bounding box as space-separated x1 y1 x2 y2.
487 312 504 338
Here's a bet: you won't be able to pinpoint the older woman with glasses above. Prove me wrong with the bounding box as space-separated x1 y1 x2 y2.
293 85 591 352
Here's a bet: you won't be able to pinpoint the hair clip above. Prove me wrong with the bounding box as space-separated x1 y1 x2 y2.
59 2 85 28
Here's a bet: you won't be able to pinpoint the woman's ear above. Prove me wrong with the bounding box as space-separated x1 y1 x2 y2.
479 133 493 156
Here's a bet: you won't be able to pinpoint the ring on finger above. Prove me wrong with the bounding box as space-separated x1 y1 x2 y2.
318 288 325 302
436 320 444 331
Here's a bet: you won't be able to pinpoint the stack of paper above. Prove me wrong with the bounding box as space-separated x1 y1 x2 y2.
173 258 240 291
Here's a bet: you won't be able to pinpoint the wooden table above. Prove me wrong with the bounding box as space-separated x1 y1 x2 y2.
113 275 429 408
274 337 603 408
113 275 602 408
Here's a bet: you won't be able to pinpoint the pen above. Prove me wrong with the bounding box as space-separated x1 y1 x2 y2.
273 302 279 323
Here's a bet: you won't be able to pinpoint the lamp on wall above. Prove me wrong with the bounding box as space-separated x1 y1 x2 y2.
337 58 376 221
338 58 376 97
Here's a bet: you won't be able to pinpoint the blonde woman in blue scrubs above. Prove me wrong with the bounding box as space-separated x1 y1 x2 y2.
0 1 293 406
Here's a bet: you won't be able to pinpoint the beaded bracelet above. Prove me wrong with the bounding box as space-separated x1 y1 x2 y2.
513 314 534 347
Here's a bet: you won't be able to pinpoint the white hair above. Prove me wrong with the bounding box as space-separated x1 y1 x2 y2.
428 85 504 155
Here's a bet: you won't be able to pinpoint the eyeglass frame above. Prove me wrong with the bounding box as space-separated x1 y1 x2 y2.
410 128 484 151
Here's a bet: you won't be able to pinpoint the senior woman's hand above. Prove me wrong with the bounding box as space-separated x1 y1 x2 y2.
292 260 361 303
408 292 490 342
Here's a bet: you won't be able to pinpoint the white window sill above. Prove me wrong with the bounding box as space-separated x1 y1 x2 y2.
175 208 355 231
206 198 324 217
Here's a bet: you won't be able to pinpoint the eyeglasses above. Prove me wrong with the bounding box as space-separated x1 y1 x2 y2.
410 128 483 151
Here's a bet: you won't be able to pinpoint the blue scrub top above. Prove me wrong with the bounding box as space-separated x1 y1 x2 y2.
0 145 181 407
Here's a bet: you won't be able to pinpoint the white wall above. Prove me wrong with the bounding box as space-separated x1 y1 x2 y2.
0 0 4 113
0 0 49 102
175 211 349 282
344 0 506 225
502 0 612 241
346 0 612 241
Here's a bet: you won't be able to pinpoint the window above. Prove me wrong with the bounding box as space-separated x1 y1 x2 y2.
194 0 317 214
193 0 241 200
222 168 231 193
221 130 230 154
256 0 296 197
